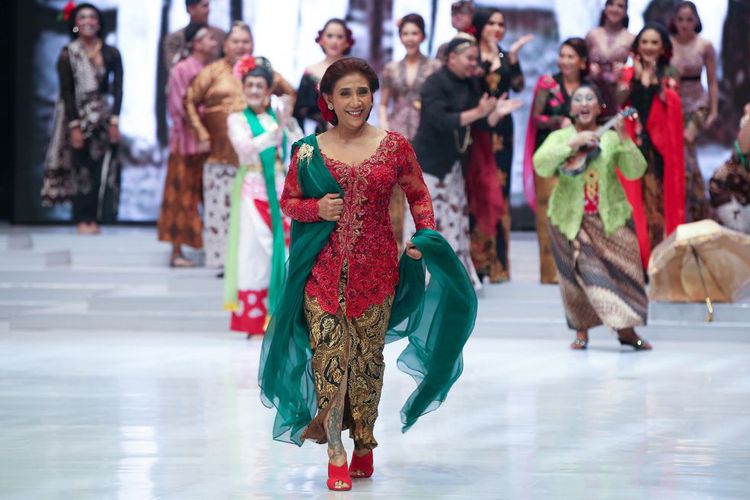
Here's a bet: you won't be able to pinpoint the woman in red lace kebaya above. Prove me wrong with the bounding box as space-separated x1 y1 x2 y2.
279 58 435 491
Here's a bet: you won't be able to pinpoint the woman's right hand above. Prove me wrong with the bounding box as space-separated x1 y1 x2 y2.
70 126 84 149
477 93 498 118
568 131 599 150
318 193 343 221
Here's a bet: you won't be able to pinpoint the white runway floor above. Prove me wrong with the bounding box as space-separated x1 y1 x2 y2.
1 225 749 499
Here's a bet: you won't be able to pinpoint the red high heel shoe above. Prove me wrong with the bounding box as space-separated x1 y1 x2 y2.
349 450 374 478
327 461 352 491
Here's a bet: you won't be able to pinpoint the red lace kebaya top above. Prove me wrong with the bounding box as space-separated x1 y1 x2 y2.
280 131 436 317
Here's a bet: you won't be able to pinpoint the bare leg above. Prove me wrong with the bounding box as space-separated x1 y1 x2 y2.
170 244 194 267
323 372 348 488
571 330 588 350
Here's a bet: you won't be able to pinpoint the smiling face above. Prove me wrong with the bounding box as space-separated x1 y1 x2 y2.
481 12 506 46
637 28 664 61
325 72 373 129
558 44 586 79
674 5 699 37
75 7 100 39
571 87 602 128
447 45 479 79
604 0 627 26
224 28 253 64
243 75 271 114
319 22 349 58
399 22 425 54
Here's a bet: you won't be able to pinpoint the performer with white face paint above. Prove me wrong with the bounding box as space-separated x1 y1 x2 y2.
224 55 302 336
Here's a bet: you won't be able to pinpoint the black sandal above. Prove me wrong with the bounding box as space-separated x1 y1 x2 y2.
618 336 652 351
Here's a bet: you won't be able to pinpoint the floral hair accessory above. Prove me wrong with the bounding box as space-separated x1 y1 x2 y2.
317 95 336 123
59 0 76 22
233 55 257 81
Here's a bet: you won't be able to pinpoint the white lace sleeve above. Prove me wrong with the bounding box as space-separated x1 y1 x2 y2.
227 111 279 165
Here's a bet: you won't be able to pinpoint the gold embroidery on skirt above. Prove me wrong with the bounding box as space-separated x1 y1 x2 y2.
301 264 394 450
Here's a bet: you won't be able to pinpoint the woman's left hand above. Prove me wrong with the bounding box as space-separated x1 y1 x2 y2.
613 115 628 140
508 34 534 63
494 93 523 118
705 111 718 129
405 240 422 260
108 124 121 144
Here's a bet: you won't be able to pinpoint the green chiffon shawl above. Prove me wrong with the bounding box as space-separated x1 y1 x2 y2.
259 134 477 446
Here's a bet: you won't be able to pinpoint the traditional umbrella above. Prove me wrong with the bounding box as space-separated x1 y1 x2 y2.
648 220 750 321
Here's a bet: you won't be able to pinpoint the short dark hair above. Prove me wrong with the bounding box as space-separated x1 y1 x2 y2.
571 82 605 105
69 3 104 40
560 37 590 76
241 57 274 88
319 58 379 126
451 0 474 15
598 0 630 29
185 0 202 7
668 1 703 34
398 13 426 37
571 83 608 121
185 22 208 43
445 34 477 57
633 22 673 68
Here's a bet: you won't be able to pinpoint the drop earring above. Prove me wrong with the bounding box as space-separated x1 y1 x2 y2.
73 26 79 34
327 104 333 110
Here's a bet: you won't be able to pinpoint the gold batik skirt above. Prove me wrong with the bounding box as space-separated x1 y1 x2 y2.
300 265 394 450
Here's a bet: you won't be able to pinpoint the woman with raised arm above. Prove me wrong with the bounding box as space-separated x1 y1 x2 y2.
586 0 634 118
534 84 652 351
260 58 477 492
224 56 302 336
412 35 522 289
616 23 684 267
669 1 716 222
43 3 123 234
293 18 354 135
469 7 532 283
524 38 589 284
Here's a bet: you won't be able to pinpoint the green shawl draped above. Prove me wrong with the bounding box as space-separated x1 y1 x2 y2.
224 107 287 315
259 134 477 445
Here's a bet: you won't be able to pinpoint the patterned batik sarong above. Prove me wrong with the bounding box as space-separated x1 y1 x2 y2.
548 215 648 331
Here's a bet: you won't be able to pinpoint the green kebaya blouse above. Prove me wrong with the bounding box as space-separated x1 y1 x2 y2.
533 127 647 241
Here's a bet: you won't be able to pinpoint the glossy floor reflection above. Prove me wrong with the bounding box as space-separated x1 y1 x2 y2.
1 226 749 499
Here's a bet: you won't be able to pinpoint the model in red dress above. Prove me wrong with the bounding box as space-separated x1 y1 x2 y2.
279 58 435 491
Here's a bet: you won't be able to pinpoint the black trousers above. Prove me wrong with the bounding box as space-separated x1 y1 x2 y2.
71 144 119 224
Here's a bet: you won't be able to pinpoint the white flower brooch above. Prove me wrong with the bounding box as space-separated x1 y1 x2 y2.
296 143 314 164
